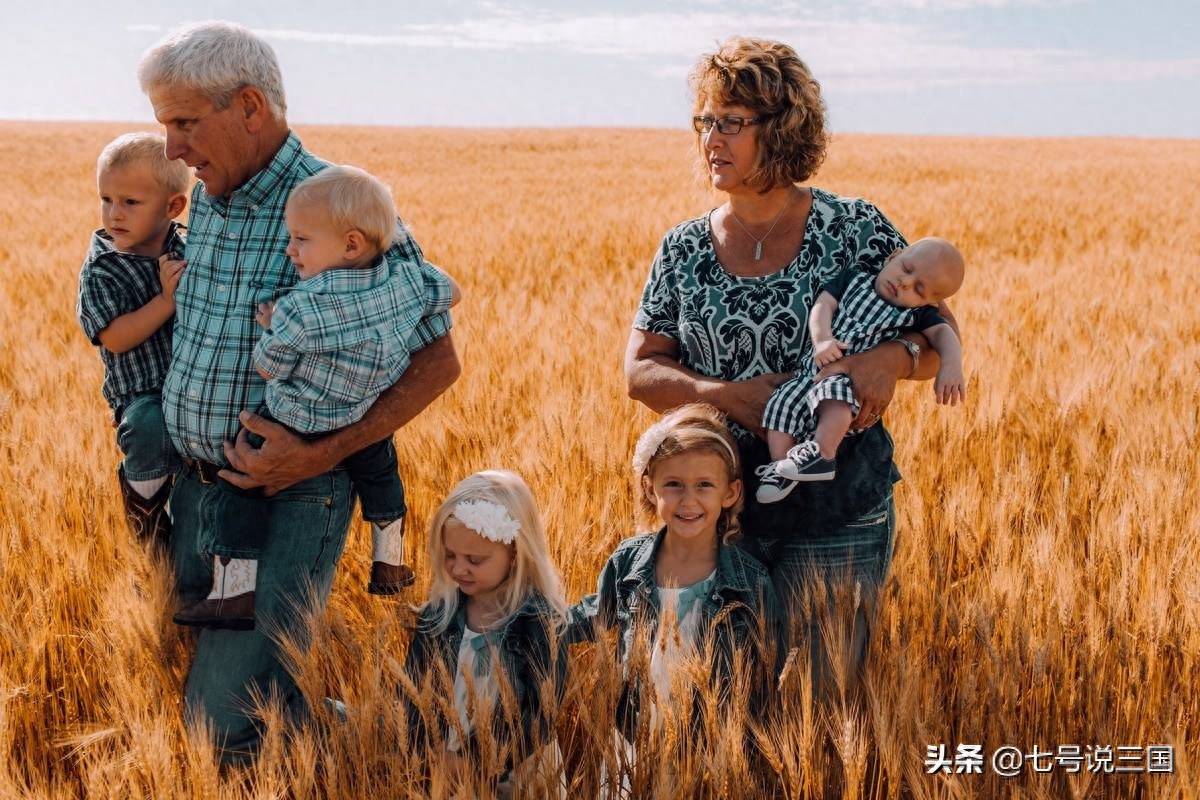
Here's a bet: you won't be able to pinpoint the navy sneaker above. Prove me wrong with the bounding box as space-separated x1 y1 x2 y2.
755 463 799 504
775 440 836 482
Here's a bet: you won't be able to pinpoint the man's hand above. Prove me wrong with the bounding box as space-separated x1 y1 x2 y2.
221 335 460 493
158 252 187 303
935 365 966 406
812 338 847 368
219 411 337 494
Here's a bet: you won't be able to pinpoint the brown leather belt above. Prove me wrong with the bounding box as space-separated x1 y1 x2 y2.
182 457 224 485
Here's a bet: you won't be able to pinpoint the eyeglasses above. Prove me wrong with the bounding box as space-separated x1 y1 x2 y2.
692 115 766 135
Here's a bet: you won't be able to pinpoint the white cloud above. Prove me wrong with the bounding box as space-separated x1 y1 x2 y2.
253 10 1200 93
819 43 1200 93
857 0 1081 8
763 0 1082 9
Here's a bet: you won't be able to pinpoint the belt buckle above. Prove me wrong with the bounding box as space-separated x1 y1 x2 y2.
188 458 217 485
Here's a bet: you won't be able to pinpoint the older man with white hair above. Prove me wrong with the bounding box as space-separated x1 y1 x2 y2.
136 20 460 762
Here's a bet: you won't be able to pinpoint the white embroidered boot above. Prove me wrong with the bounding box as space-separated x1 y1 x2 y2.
173 555 257 630
367 518 414 595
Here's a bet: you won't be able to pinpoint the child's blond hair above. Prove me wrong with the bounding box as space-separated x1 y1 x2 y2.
286 165 397 256
423 470 566 634
96 132 190 195
632 403 744 542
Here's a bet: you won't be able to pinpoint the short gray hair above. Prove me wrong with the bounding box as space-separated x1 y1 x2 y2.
138 21 287 118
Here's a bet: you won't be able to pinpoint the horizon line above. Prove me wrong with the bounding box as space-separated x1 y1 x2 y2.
1 116 1196 143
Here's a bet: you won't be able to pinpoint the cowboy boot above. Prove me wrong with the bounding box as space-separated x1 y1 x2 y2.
173 556 257 630
117 465 172 547
367 518 415 595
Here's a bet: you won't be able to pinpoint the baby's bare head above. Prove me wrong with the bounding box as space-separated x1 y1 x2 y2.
903 237 964 303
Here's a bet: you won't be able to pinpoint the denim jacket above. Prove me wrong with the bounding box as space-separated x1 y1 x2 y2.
402 589 567 773
569 529 783 736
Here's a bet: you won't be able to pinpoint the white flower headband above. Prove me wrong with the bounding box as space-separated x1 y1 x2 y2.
631 417 738 478
453 500 521 545
632 417 675 478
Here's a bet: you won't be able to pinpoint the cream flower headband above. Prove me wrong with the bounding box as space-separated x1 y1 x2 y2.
631 418 738 478
453 500 521 545
632 417 675 478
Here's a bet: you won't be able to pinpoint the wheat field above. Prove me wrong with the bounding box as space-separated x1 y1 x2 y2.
0 121 1197 798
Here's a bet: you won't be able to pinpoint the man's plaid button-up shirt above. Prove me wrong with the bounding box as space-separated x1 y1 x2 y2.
164 132 451 463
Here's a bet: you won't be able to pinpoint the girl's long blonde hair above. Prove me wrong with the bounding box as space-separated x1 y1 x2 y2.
632 403 744 543
422 470 566 634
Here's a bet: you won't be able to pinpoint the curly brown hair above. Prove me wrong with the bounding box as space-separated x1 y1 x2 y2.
689 37 829 192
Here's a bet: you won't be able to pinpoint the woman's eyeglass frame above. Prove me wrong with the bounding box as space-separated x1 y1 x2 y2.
691 115 767 135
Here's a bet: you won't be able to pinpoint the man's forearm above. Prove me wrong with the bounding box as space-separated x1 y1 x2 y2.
317 334 461 463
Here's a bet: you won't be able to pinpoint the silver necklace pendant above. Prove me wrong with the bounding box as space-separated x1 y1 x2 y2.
730 188 795 264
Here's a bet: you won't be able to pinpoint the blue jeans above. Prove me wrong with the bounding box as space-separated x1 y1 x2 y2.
169 461 355 763
210 433 406 559
115 393 179 480
341 437 407 523
743 492 896 703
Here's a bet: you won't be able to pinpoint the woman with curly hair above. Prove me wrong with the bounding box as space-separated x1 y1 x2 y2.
625 37 959 697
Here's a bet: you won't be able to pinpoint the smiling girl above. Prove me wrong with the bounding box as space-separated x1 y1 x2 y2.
574 403 781 749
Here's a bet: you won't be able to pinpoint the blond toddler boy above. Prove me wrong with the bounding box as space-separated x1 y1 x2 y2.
77 132 189 540
174 165 461 629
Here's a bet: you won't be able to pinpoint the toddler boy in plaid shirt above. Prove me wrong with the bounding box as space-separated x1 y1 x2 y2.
77 132 190 542
756 237 966 504
174 165 461 629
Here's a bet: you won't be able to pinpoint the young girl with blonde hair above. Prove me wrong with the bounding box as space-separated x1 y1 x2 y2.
573 403 782 743
402 470 567 796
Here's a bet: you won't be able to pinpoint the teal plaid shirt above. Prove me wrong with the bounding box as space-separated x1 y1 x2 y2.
163 132 452 463
253 253 453 434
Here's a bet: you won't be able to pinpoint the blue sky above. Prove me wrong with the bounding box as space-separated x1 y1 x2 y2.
4 0 1197 137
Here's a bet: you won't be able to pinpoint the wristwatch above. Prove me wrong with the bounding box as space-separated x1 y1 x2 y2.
895 338 920 377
